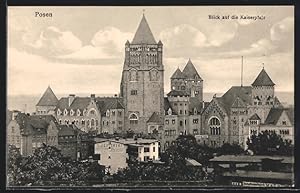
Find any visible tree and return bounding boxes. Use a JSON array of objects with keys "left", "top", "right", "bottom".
[
  {"left": 7, "top": 145, "right": 22, "bottom": 186},
  {"left": 246, "top": 130, "right": 293, "bottom": 156},
  {"left": 216, "top": 143, "right": 245, "bottom": 156},
  {"left": 8, "top": 144, "right": 105, "bottom": 186}
]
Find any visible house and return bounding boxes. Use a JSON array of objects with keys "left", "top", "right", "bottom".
[{"left": 94, "top": 137, "right": 160, "bottom": 174}]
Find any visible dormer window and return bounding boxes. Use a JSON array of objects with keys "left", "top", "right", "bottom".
[
  {"left": 167, "top": 108, "right": 172, "bottom": 115},
  {"left": 64, "top": 109, "right": 68, "bottom": 116},
  {"left": 57, "top": 109, "right": 61, "bottom": 116},
  {"left": 70, "top": 109, "right": 74, "bottom": 116},
  {"left": 77, "top": 109, "right": 81, "bottom": 116},
  {"left": 83, "top": 109, "right": 87, "bottom": 116},
  {"left": 194, "top": 108, "right": 197, "bottom": 115},
  {"left": 106, "top": 110, "right": 110, "bottom": 117},
  {"left": 282, "top": 121, "right": 287, "bottom": 125}
]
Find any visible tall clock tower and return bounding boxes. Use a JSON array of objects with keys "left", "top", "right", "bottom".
[{"left": 120, "top": 14, "right": 164, "bottom": 133}]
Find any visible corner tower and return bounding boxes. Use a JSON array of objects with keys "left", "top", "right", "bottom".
[{"left": 120, "top": 14, "right": 164, "bottom": 133}]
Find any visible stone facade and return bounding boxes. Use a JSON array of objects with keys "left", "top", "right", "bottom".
[{"left": 120, "top": 15, "right": 164, "bottom": 134}]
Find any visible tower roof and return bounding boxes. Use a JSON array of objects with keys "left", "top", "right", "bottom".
[
  {"left": 171, "top": 68, "right": 185, "bottom": 79},
  {"left": 182, "top": 59, "right": 202, "bottom": 80},
  {"left": 252, "top": 68, "right": 275, "bottom": 86},
  {"left": 132, "top": 14, "right": 156, "bottom": 44},
  {"left": 36, "top": 86, "right": 58, "bottom": 106}
]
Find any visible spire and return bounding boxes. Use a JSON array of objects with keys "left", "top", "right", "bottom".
[
  {"left": 182, "top": 59, "right": 202, "bottom": 80},
  {"left": 36, "top": 86, "right": 59, "bottom": 106},
  {"left": 132, "top": 14, "right": 156, "bottom": 44},
  {"left": 252, "top": 67, "right": 275, "bottom": 87}
]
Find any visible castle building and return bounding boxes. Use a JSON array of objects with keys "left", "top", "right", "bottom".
[
  {"left": 202, "top": 67, "right": 294, "bottom": 148},
  {"left": 33, "top": 14, "right": 293, "bottom": 152}
]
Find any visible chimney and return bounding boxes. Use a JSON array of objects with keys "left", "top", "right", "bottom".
[
  {"left": 68, "top": 94, "right": 75, "bottom": 107},
  {"left": 91, "top": 94, "right": 95, "bottom": 101}
]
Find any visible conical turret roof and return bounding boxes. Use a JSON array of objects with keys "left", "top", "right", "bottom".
[
  {"left": 36, "top": 86, "right": 58, "bottom": 106},
  {"left": 252, "top": 68, "right": 275, "bottom": 86},
  {"left": 182, "top": 59, "right": 202, "bottom": 80},
  {"left": 132, "top": 14, "right": 156, "bottom": 44}
]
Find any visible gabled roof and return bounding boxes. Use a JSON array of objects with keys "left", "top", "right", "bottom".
[
  {"left": 264, "top": 107, "right": 294, "bottom": 125},
  {"left": 57, "top": 97, "right": 90, "bottom": 110},
  {"left": 58, "top": 125, "right": 78, "bottom": 136},
  {"left": 286, "top": 107, "right": 294, "bottom": 125},
  {"left": 231, "top": 97, "right": 247, "bottom": 108},
  {"left": 131, "top": 14, "right": 156, "bottom": 44},
  {"left": 182, "top": 59, "right": 202, "bottom": 80},
  {"left": 96, "top": 97, "right": 124, "bottom": 116},
  {"left": 31, "top": 115, "right": 58, "bottom": 125},
  {"left": 171, "top": 68, "right": 185, "bottom": 79},
  {"left": 217, "top": 86, "right": 252, "bottom": 115},
  {"left": 167, "top": 90, "right": 190, "bottom": 97},
  {"left": 189, "top": 97, "right": 203, "bottom": 114},
  {"left": 252, "top": 68, "right": 275, "bottom": 87},
  {"left": 147, "top": 112, "right": 163, "bottom": 124},
  {"left": 264, "top": 108, "right": 284, "bottom": 125},
  {"left": 164, "top": 97, "right": 177, "bottom": 115},
  {"left": 36, "top": 86, "right": 58, "bottom": 106},
  {"left": 249, "top": 113, "right": 261, "bottom": 121}
]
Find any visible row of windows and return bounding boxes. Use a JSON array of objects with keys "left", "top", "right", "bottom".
[
  {"left": 103, "top": 121, "right": 123, "bottom": 126},
  {"left": 210, "top": 127, "right": 221, "bottom": 135},
  {"left": 193, "top": 119, "right": 199, "bottom": 124},
  {"left": 165, "top": 119, "right": 176, "bottom": 125},
  {"left": 173, "top": 103, "right": 187, "bottom": 106},
  {"left": 254, "top": 101, "right": 274, "bottom": 105},
  {"left": 279, "top": 130, "right": 290, "bottom": 135},
  {"left": 107, "top": 110, "right": 123, "bottom": 117},
  {"left": 59, "top": 119, "right": 99, "bottom": 127},
  {"left": 165, "top": 130, "right": 176, "bottom": 136}
]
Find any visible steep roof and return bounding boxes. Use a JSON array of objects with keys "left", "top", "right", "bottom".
[
  {"left": 252, "top": 68, "right": 275, "bottom": 86},
  {"left": 167, "top": 90, "right": 190, "bottom": 97},
  {"left": 58, "top": 125, "right": 77, "bottom": 136},
  {"left": 147, "top": 112, "right": 163, "bottom": 124},
  {"left": 164, "top": 97, "right": 177, "bottom": 115},
  {"left": 36, "top": 86, "right": 58, "bottom": 106},
  {"left": 57, "top": 97, "right": 90, "bottom": 110},
  {"left": 171, "top": 68, "right": 185, "bottom": 79},
  {"left": 218, "top": 86, "right": 252, "bottom": 114},
  {"left": 286, "top": 107, "right": 294, "bottom": 125},
  {"left": 231, "top": 97, "right": 247, "bottom": 108},
  {"left": 96, "top": 97, "right": 124, "bottom": 115},
  {"left": 189, "top": 97, "right": 203, "bottom": 114},
  {"left": 131, "top": 14, "right": 156, "bottom": 44},
  {"left": 264, "top": 107, "right": 294, "bottom": 125},
  {"left": 182, "top": 59, "right": 202, "bottom": 80},
  {"left": 249, "top": 113, "right": 261, "bottom": 121},
  {"left": 264, "top": 108, "right": 284, "bottom": 125}
]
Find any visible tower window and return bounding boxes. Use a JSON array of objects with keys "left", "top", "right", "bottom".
[
  {"left": 131, "top": 90, "right": 137, "bottom": 95},
  {"left": 129, "top": 113, "right": 138, "bottom": 124}
]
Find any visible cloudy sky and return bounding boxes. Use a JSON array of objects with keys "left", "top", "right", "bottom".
[{"left": 8, "top": 6, "right": 294, "bottom": 96}]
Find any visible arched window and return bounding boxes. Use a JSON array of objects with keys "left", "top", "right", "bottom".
[
  {"left": 64, "top": 109, "right": 68, "bottom": 116},
  {"left": 129, "top": 113, "right": 138, "bottom": 124},
  {"left": 168, "top": 108, "right": 172, "bottom": 115},
  {"left": 89, "top": 110, "right": 96, "bottom": 116},
  {"left": 77, "top": 109, "right": 81, "bottom": 116},
  {"left": 57, "top": 109, "right": 61, "bottom": 116},
  {"left": 209, "top": 117, "right": 221, "bottom": 135},
  {"left": 91, "top": 119, "right": 95, "bottom": 127},
  {"left": 129, "top": 69, "right": 138, "bottom": 81}
]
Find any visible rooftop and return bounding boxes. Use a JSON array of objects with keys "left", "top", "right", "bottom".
[
  {"left": 131, "top": 14, "right": 157, "bottom": 44},
  {"left": 252, "top": 68, "right": 275, "bottom": 87}
]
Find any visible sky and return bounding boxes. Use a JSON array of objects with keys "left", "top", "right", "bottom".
[{"left": 8, "top": 6, "right": 294, "bottom": 96}]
